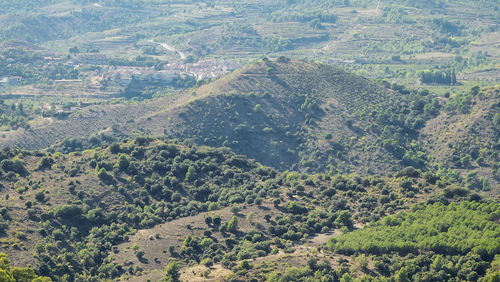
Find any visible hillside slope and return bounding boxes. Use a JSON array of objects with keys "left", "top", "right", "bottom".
[
  {"left": 1, "top": 59, "right": 439, "bottom": 174},
  {"left": 420, "top": 86, "right": 500, "bottom": 192},
  {"left": 0, "top": 138, "right": 278, "bottom": 277},
  {"left": 120, "top": 59, "right": 405, "bottom": 173},
  {"left": 0, "top": 137, "right": 462, "bottom": 281},
  {"left": 121, "top": 59, "right": 443, "bottom": 174}
]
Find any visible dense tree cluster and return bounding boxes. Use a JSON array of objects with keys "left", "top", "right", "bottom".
[
  {"left": 326, "top": 201, "right": 499, "bottom": 280},
  {"left": 0, "top": 253, "right": 51, "bottom": 281},
  {"left": 419, "top": 69, "right": 457, "bottom": 85}
]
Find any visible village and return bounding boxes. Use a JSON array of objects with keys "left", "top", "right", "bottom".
[
  {"left": 0, "top": 51, "right": 242, "bottom": 117},
  {"left": 97, "top": 59, "right": 241, "bottom": 86},
  {"left": 0, "top": 48, "right": 241, "bottom": 89}
]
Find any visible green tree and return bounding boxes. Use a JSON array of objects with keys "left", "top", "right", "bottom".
[
  {"left": 37, "top": 157, "right": 54, "bottom": 170},
  {"left": 116, "top": 154, "right": 130, "bottom": 171},
  {"left": 227, "top": 216, "right": 239, "bottom": 232},
  {"left": 69, "top": 46, "right": 80, "bottom": 54},
  {"left": 340, "top": 273, "right": 353, "bottom": 282},
  {"left": 109, "top": 143, "right": 121, "bottom": 154},
  {"left": 0, "top": 253, "right": 50, "bottom": 281},
  {"left": 240, "top": 260, "right": 251, "bottom": 270},
  {"left": 253, "top": 104, "right": 262, "bottom": 112},
  {"left": 35, "top": 191, "right": 45, "bottom": 202},
  {"left": 1, "top": 157, "right": 26, "bottom": 174},
  {"left": 97, "top": 168, "right": 113, "bottom": 182},
  {"left": 164, "top": 261, "right": 181, "bottom": 282},
  {"left": 0, "top": 270, "right": 14, "bottom": 282},
  {"left": 185, "top": 166, "right": 196, "bottom": 182},
  {"left": 395, "top": 265, "right": 417, "bottom": 282},
  {"left": 335, "top": 210, "right": 353, "bottom": 228},
  {"left": 0, "top": 253, "right": 11, "bottom": 272},
  {"left": 482, "top": 271, "right": 500, "bottom": 282},
  {"left": 11, "top": 267, "right": 37, "bottom": 281},
  {"left": 286, "top": 201, "right": 307, "bottom": 214}
]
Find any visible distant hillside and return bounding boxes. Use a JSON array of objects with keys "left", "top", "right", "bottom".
[
  {"left": 0, "top": 1, "right": 498, "bottom": 281},
  {"left": 420, "top": 86, "right": 500, "bottom": 192},
  {"left": 0, "top": 2, "right": 151, "bottom": 43},
  {"left": 1, "top": 59, "right": 440, "bottom": 174}
]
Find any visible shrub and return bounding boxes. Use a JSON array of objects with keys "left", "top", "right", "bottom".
[
  {"left": 97, "top": 168, "right": 113, "bottom": 182},
  {"left": 1, "top": 157, "right": 26, "bottom": 174},
  {"left": 109, "top": 143, "right": 121, "bottom": 154},
  {"left": 286, "top": 201, "right": 307, "bottom": 214},
  {"left": 204, "top": 216, "right": 212, "bottom": 226},
  {"left": 212, "top": 215, "right": 222, "bottom": 226},
  {"left": 201, "top": 258, "right": 213, "bottom": 267},
  {"left": 168, "top": 246, "right": 175, "bottom": 255},
  {"left": 37, "top": 157, "right": 54, "bottom": 170},
  {"left": 493, "top": 113, "right": 500, "bottom": 131},
  {"left": 227, "top": 216, "right": 239, "bottom": 232},
  {"left": 35, "top": 191, "right": 45, "bottom": 202},
  {"left": 240, "top": 260, "right": 251, "bottom": 270},
  {"left": 55, "top": 205, "right": 82, "bottom": 219},
  {"left": 395, "top": 167, "right": 420, "bottom": 178},
  {"left": 400, "top": 179, "right": 413, "bottom": 190},
  {"left": 136, "top": 251, "right": 145, "bottom": 260},
  {"left": 164, "top": 261, "right": 180, "bottom": 282},
  {"left": 185, "top": 166, "right": 196, "bottom": 182},
  {"left": 334, "top": 210, "right": 353, "bottom": 228},
  {"left": 116, "top": 154, "right": 130, "bottom": 171},
  {"left": 273, "top": 198, "right": 281, "bottom": 206},
  {"left": 52, "top": 229, "right": 65, "bottom": 241}
]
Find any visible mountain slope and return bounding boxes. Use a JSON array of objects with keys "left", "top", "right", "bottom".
[
  {"left": 0, "top": 137, "right": 459, "bottom": 281},
  {"left": 420, "top": 86, "right": 500, "bottom": 193},
  {"left": 1, "top": 59, "right": 439, "bottom": 174},
  {"left": 119, "top": 59, "right": 438, "bottom": 174},
  {"left": 0, "top": 138, "right": 277, "bottom": 276}
]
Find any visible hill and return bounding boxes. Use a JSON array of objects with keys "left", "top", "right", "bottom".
[
  {"left": 420, "top": 86, "right": 500, "bottom": 192},
  {"left": 127, "top": 59, "right": 444, "bottom": 174},
  {"left": 0, "top": 137, "right": 279, "bottom": 279},
  {"left": 213, "top": 201, "right": 500, "bottom": 282},
  {"left": 0, "top": 136, "right": 473, "bottom": 281},
  {"left": 190, "top": 201, "right": 500, "bottom": 282},
  {"left": 1, "top": 59, "right": 440, "bottom": 175},
  {"left": 0, "top": 1, "right": 498, "bottom": 281}
]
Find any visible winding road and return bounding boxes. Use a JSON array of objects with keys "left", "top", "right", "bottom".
[{"left": 148, "top": 40, "right": 186, "bottom": 60}]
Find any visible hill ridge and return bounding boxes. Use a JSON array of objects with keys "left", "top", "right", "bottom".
[{"left": 2, "top": 59, "right": 425, "bottom": 174}]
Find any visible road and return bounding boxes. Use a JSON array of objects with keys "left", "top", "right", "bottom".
[{"left": 148, "top": 40, "right": 186, "bottom": 60}]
